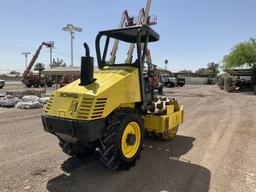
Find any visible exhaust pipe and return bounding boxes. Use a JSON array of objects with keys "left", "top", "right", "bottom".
[{"left": 80, "top": 43, "right": 95, "bottom": 86}]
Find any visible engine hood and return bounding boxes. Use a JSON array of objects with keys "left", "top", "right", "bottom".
[
  {"left": 44, "top": 66, "right": 141, "bottom": 120},
  {"left": 57, "top": 66, "right": 137, "bottom": 96}
]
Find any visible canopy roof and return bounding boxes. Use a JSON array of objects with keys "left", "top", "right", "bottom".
[
  {"left": 224, "top": 68, "right": 253, "bottom": 76},
  {"left": 98, "top": 25, "right": 159, "bottom": 43}
]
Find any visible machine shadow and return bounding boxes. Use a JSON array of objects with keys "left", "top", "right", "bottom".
[
  {"left": 47, "top": 136, "right": 211, "bottom": 192},
  {"left": 144, "top": 135, "right": 196, "bottom": 158}
]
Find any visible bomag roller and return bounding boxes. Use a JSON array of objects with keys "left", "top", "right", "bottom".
[{"left": 41, "top": 25, "right": 184, "bottom": 170}]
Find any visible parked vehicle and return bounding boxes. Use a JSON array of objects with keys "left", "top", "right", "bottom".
[
  {"left": 234, "top": 78, "right": 253, "bottom": 89},
  {"left": 177, "top": 77, "right": 185, "bottom": 86},
  {"left": 22, "top": 42, "right": 54, "bottom": 88},
  {"left": 42, "top": 25, "right": 184, "bottom": 171},
  {"left": 160, "top": 74, "right": 185, "bottom": 87},
  {"left": 160, "top": 74, "right": 175, "bottom": 87},
  {"left": 0, "top": 79, "right": 5, "bottom": 89},
  {"left": 23, "top": 75, "right": 53, "bottom": 88}
]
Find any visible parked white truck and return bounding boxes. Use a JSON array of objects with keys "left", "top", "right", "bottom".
[
  {"left": 0, "top": 79, "right": 5, "bottom": 89},
  {"left": 160, "top": 74, "right": 185, "bottom": 87}
]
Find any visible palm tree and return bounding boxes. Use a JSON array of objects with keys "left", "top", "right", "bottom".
[{"left": 34, "top": 62, "right": 45, "bottom": 79}]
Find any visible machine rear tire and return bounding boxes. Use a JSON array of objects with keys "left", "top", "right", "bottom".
[
  {"left": 59, "top": 139, "right": 95, "bottom": 157},
  {"left": 99, "top": 109, "right": 144, "bottom": 170}
]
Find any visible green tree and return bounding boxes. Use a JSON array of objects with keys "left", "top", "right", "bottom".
[
  {"left": 50, "top": 58, "right": 66, "bottom": 68},
  {"left": 194, "top": 68, "right": 210, "bottom": 77},
  {"left": 223, "top": 38, "right": 256, "bottom": 83},
  {"left": 178, "top": 63, "right": 219, "bottom": 78},
  {"left": 34, "top": 62, "right": 45, "bottom": 78},
  {"left": 178, "top": 70, "right": 194, "bottom": 76},
  {"left": 10, "top": 70, "right": 20, "bottom": 75},
  {"left": 194, "top": 63, "right": 219, "bottom": 77},
  {"left": 195, "top": 62, "right": 219, "bottom": 78},
  {"left": 207, "top": 62, "right": 219, "bottom": 78}
]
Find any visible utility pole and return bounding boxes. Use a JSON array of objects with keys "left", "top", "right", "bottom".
[
  {"left": 63, "top": 24, "right": 82, "bottom": 67},
  {"left": 70, "top": 32, "right": 74, "bottom": 67},
  {"left": 47, "top": 41, "right": 54, "bottom": 66},
  {"left": 22, "top": 52, "right": 31, "bottom": 68},
  {"left": 50, "top": 46, "right": 53, "bottom": 66}
]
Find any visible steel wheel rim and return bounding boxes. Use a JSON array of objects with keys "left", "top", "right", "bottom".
[{"left": 121, "top": 121, "right": 141, "bottom": 159}]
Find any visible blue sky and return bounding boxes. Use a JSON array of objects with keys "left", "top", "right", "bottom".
[{"left": 0, "top": 0, "right": 255, "bottom": 73}]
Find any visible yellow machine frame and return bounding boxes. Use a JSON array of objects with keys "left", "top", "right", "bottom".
[
  {"left": 42, "top": 24, "right": 184, "bottom": 171},
  {"left": 143, "top": 104, "right": 184, "bottom": 138},
  {"left": 45, "top": 67, "right": 141, "bottom": 121}
]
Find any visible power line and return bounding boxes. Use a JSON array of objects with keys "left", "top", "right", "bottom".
[{"left": 0, "top": 44, "right": 37, "bottom": 50}]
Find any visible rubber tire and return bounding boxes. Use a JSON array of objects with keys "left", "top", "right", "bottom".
[
  {"left": 166, "top": 82, "right": 174, "bottom": 88},
  {"left": 47, "top": 83, "right": 53, "bottom": 87},
  {"left": 99, "top": 109, "right": 144, "bottom": 170},
  {"left": 158, "top": 86, "right": 163, "bottom": 94},
  {"left": 33, "top": 83, "right": 39, "bottom": 88},
  {"left": 59, "top": 140, "right": 95, "bottom": 157}
]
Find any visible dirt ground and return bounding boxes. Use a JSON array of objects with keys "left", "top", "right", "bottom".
[{"left": 0, "top": 82, "right": 256, "bottom": 192}]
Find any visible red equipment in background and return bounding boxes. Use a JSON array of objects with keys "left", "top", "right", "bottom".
[{"left": 22, "top": 42, "right": 54, "bottom": 88}]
